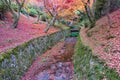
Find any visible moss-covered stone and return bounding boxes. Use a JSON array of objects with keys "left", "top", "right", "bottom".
[
  {"left": 2, "top": 53, "right": 10, "bottom": 59},
  {"left": 0, "top": 55, "right": 4, "bottom": 62}
]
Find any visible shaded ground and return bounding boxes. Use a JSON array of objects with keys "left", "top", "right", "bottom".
[
  {"left": 80, "top": 9, "right": 120, "bottom": 75},
  {"left": 0, "top": 12, "right": 59, "bottom": 53},
  {"left": 22, "top": 37, "right": 77, "bottom": 80}
]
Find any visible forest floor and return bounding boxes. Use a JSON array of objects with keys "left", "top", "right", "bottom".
[
  {"left": 81, "top": 9, "right": 120, "bottom": 75},
  {"left": 0, "top": 12, "right": 59, "bottom": 53},
  {"left": 22, "top": 37, "right": 77, "bottom": 80}
]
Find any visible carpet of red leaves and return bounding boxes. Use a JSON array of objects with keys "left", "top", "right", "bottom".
[
  {"left": 0, "top": 13, "right": 59, "bottom": 53},
  {"left": 81, "top": 9, "right": 120, "bottom": 75}
]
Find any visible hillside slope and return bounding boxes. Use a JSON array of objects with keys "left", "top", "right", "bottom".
[
  {"left": 0, "top": 12, "right": 59, "bottom": 53},
  {"left": 81, "top": 9, "right": 120, "bottom": 75}
]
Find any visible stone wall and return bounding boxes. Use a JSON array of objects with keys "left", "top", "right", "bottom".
[{"left": 0, "top": 29, "right": 70, "bottom": 80}]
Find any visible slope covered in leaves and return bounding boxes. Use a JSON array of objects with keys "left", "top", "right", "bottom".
[
  {"left": 81, "top": 9, "right": 120, "bottom": 75},
  {"left": 0, "top": 12, "right": 59, "bottom": 53}
]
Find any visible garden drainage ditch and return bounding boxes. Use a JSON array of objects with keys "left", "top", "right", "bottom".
[
  {"left": 21, "top": 25, "right": 80, "bottom": 80},
  {"left": 22, "top": 37, "right": 77, "bottom": 80}
]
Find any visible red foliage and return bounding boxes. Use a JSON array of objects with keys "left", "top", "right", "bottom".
[
  {"left": 65, "top": 0, "right": 73, "bottom": 3},
  {"left": 0, "top": 12, "right": 59, "bottom": 53},
  {"left": 81, "top": 9, "right": 120, "bottom": 75}
]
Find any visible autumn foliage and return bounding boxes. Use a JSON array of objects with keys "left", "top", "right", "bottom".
[{"left": 28, "top": 0, "right": 93, "bottom": 17}]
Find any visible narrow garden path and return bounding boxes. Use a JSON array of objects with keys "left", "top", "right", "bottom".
[{"left": 22, "top": 37, "right": 77, "bottom": 80}]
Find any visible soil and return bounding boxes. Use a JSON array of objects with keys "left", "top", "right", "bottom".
[
  {"left": 80, "top": 9, "right": 120, "bottom": 75},
  {"left": 22, "top": 37, "right": 77, "bottom": 80}
]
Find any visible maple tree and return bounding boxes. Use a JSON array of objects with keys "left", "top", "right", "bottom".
[
  {"left": 33, "top": 0, "right": 67, "bottom": 32},
  {"left": 0, "top": 0, "right": 94, "bottom": 30},
  {"left": 37, "top": 0, "right": 91, "bottom": 32},
  {"left": 43, "top": 0, "right": 61, "bottom": 32}
]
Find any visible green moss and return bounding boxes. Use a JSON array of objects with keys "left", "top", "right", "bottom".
[
  {"left": 74, "top": 35, "right": 120, "bottom": 80},
  {"left": 0, "top": 49, "right": 14, "bottom": 61},
  {"left": 7, "top": 49, "right": 13, "bottom": 54},
  {"left": 0, "top": 69, "right": 6, "bottom": 75},
  {"left": 12, "top": 47, "right": 18, "bottom": 55},
  {"left": 2, "top": 53, "right": 10, "bottom": 59},
  {"left": 20, "top": 42, "right": 28, "bottom": 50},
  {"left": 0, "top": 47, "right": 19, "bottom": 62},
  {"left": 0, "top": 54, "right": 4, "bottom": 62}
]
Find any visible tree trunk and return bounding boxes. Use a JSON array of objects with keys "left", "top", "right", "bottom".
[
  {"left": 12, "top": 12, "right": 20, "bottom": 28},
  {"left": 85, "top": 5, "right": 93, "bottom": 23},
  {"left": 91, "top": 0, "right": 96, "bottom": 18},
  {"left": 106, "top": 0, "right": 112, "bottom": 28},
  {"left": 2, "top": 0, "right": 25, "bottom": 28},
  {"left": 106, "top": 13, "right": 112, "bottom": 28},
  {"left": 12, "top": 14, "right": 18, "bottom": 28},
  {"left": 44, "top": 13, "right": 57, "bottom": 33},
  {"left": 12, "top": 5, "right": 21, "bottom": 28},
  {"left": 37, "top": 14, "right": 40, "bottom": 22}
]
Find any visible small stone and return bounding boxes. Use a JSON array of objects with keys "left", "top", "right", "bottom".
[
  {"left": 65, "top": 67, "right": 70, "bottom": 73},
  {"left": 47, "top": 70, "right": 54, "bottom": 74},
  {"left": 49, "top": 74, "right": 55, "bottom": 80},
  {"left": 55, "top": 71, "right": 62, "bottom": 77},
  {"left": 55, "top": 75, "right": 66, "bottom": 80},
  {"left": 62, "top": 63, "right": 67, "bottom": 67},
  {"left": 56, "top": 62, "right": 63, "bottom": 68},
  {"left": 51, "top": 64, "right": 57, "bottom": 70},
  {"left": 37, "top": 70, "right": 49, "bottom": 80},
  {"left": 65, "top": 62, "right": 72, "bottom": 66}
]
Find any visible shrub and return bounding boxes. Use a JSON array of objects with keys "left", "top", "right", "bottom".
[
  {"left": 29, "top": 8, "right": 37, "bottom": 17},
  {"left": 61, "top": 19, "right": 66, "bottom": 24},
  {"left": 84, "top": 19, "right": 90, "bottom": 27},
  {"left": 26, "top": 5, "right": 38, "bottom": 17},
  {"left": 0, "top": 1, "right": 8, "bottom": 20},
  {"left": 94, "top": 0, "right": 106, "bottom": 19},
  {"left": 11, "top": 2, "right": 18, "bottom": 12},
  {"left": 0, "top": 1, "right": 7, "bottom": 12},
  {"left": 75, "top": 10, "right": 81, "bottom": 16},
  {"left": 21, "top": 8, "right": 27, "bottom": 14},
  {"left": 40, "top": 15, "right": 46, "bottom": 21}
]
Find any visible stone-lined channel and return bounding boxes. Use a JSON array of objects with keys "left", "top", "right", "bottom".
[{"left": 22, "top": 37, "right": 77, "bottom": 80}]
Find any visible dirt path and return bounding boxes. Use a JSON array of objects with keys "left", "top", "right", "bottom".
[{"left": 22, "top": 37, "right": 77, "bottom": 80}]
